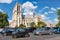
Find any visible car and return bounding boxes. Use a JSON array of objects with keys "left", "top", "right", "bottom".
[
  {"left": 12, "top": 28, "right": 30, "bottom": 38},
  {"left": 33, "top": 27, "right": 53, "bottom": 35},
  {"left": 26, "top": 27, "right": 36, "bottom": 33},
  {"left": 53, "top": 28, "right": 60, "bottom": 34},
  {"left": 50, "top": 27, "right": 60, "bottom": 33},
  {"left": 51, "top": 27, "right": 58, "bottom": 30},
  {"left": 1, "top": 28, "right": 16, "bottom": 36}
]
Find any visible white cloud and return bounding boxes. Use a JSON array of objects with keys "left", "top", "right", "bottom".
[
  {"left": 41, "top": 15, "right": 48, "bottom": 20},
  {"left": 48, "top": 11, "right": 54, "bottom": 13},
  {"left": 41, "top": 15, "right": 46, "bottom": 18},
  {"left": 47, "top": 20, "right": 52, "bottom": 23},
  {"left": 40, "top": 14, "right": 57, "bottom": 25},
  {"left": 57, "top": 7, "right": 60, "bottom": 9},
  {"left": 41, "top": 15, "right": 46, "bottom": 20},
  {"left": 0, "top": 9, "right": 5, "bottom": 13},
  {"left": 46, "top": 18, "right": 58, "bottom": 25},
  {"left": 0, "top": 0, "right": 13, "bottom": 4},
  {"left": 22, "top": 1, "right": 37, "bottom": 15},
  {"left": 54, "top": 18, "right": 58, "bottom": 22},
  {"left": 44, "top": 6, "right": 49, "bottom": 9},
  {"left": 40, "top": 14, "right": 50, "bottom": 21},
  {"left": 8, "top": 20, "right": 12, "bottom": 23},
  {"left": 54, "top": 18, "right": 59, "bottom": 24},
  {"left": 48, "top": 8, "right": 57, "bottom": 14},
  {"left": 42, "top": 6, "right": 49, "bottom": 11},
  {"left": 32, "top": 1, "right": 37, "bottom": 4},
  {"left": 51, "top": 8, "right": 56, "bottom": 11},
  {"left": 44, "top": 12, "right": 48, "bottom": 15},
  {"left": 46, "top": 20, "right": 55, "bottom": 24},
  {"left": 45, "top": 20, "right": 57, "bottom": 27},
  {"left": 23, "top": 13, "right": 26, "bottom": 15},
  {"left": 22, "top": 1, "right": 37, "bottom": 10},
  {"left": 39, "top": 6, "right": 49, "bottom": 13},
  {"left": 0, "top": 9, "right": 3, "bottom": 12}
]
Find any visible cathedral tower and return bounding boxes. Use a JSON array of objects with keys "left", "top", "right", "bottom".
[{"left": 11, "top": 3, "right": 22, "bottom": 27}]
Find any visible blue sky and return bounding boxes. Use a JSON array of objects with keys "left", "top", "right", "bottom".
[{"left": 0, "top": 0, "right": 60, "bottom": 24}]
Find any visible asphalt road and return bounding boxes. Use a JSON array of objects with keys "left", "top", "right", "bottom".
[{"left": 0, "top": 33, "right": 60, "bottom": 40}]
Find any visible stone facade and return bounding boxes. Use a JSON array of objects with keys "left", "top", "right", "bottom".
[{"left": 10, "top": 3, "right": 43, "bottom": 28}]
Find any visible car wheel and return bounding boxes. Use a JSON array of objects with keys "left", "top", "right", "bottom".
[
  {"left": 34, "top": 33, "right": 36, "bottom": 35},
  {"left": 3, "top": 33, "right": 7, "bottom": 36},
  {"left": 12, "top": 35, "right": 17, "bottom": 38},
  {"left": 39, "top": 33, "right": 41, "bottom": 35}
]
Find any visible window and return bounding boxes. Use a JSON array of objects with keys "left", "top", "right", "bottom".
[
  {"left": 24, "top": 23, "right": 25, "bottom": 24},
  {"left": 18, "top": 6, "right": 20, "bottom": 11},
  {"left": 17, "top": 5, "right": 20, "bottom": 11},
  {"left": 27, "top": 23, "right": 28, "bottom": 26}
]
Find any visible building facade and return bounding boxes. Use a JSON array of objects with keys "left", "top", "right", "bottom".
[{"left": 10, "top": 3, "right": 43, "bottom": 28}]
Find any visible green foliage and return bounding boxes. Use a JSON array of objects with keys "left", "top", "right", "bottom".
[
  {"left": 56, "top": 21, "right": 60, "bottom": 27},
  {"left": 0, "top": 12, "right": 9, "bottom": 28},
  {"left": 57, "top": 9, "right": 60, "bottom": 16},
  {"left": 56, "top": 9, "right": 60, "bottom": 27},
  {"left": 37, "top": 21, "right": 46, "bottom": 28},
  {"left": 18, "top": 24, "right": 26, "bottom": 28},
  {"left": 30, "top": 21, "right": 46, "bottom": 28},
  {"left": 30, "top": 22, "right": 35, "bottom": 27},
  {"left": 57, "top": 9, "right": 60, "bottom": 21}
]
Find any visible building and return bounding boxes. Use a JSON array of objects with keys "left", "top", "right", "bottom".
[{"left": 10, "top": 3, "right": 43, "bottom": 28}]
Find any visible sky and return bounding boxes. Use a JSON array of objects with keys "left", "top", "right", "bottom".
[{"left": 0, "top": 0, "right": 60, "bottom": 24}]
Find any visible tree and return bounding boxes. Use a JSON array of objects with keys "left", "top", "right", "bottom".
[
  {"left": 0, "top": 12, "right": 9, "bottom": 28},
  {"left": 37, "top": 21, "right": 46, "bottom": 28},
  {"left": 19, "top": 24, "right": 26, "bottom": 28},
  {"left": 57, "top": 9, "right": 60, "bottom": 21},
  {"left": 56, "top": 21, "right": 60, "bottom": 27},
  {"left": 56, "top": 9, "right": 60, "bottom": 27},
  {"left": 30, "top": 22, "right": 35, "bottom": 27}
]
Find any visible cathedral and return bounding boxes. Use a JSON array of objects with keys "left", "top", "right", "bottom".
[{"left": 10, "top": 3, "right": 43, "bottom": 28}]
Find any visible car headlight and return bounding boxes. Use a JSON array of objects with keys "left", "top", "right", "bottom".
[{"left": 36, "top": 32, "right": 39, "bottom": 34}]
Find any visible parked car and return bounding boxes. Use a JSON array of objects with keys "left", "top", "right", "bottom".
[
  {"left": 52, "top": 27, "right": 59, "bottom": 30},
  {"left": 53, "top": 28, "right": 60, "bottom": 34},
  {"left": 26, "top": 27, "right": 36, "bottom": 33},
  {"left": 12, "top": 28, "right": 30, "bottom": 38},
  {"left": 49, "top": 27, "right": 60, "bottom": 33},
  {"left": 33, "top": 27, "right": 53, "bottom": 35},
  {"left": 1, "top": 28, "right": 16, "bottom": 36}
]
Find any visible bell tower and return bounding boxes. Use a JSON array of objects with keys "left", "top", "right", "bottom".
[
  {"left": 11, "top": 3, "right": 22, "bottom": 27},
  {"left": 17, "top": 3, "right": 22, "bottom": 27}
]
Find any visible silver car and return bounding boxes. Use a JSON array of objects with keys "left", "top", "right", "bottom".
[{"left": 33, "top": 27, "right": 53, "bottom": 35}]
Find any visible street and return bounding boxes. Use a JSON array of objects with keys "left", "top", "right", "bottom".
[{"left": 0, "top": 33, "right": 60, "bottom": 40}]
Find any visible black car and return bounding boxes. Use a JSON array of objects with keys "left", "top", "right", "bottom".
[
  {"left": 26, "top": 27, "right": 36, "bottom": 33},
  {"left": 53, "top": 27, "right": 60, "bottom": 34},
  {"left": 1, "top": 28, "right": 16, "bottom": 36},
  {"left": 12, "top": 28, "right": 30, "bottom": 38}
]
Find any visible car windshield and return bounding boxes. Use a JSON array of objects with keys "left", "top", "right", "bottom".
[
  {"left": 35, "top": 28, "right": 45, "bottom": 31},
  {"left": 58, "top": 28, "right": 60, "bottom": 31},
  {"left": 39, "top": 28, "right": 49, "bottom": 31},
  {"left": 16, "top": 28, "right": 25, "bottom": 32},
  {"left": 39, "top": 28, "right": 43, "bottom": 31},
  {"left": 2, "top": 29, "right": 6, "bottom": 31},
  {"left": 9, "top": 28, "right": 16, "bottom": 31}
]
